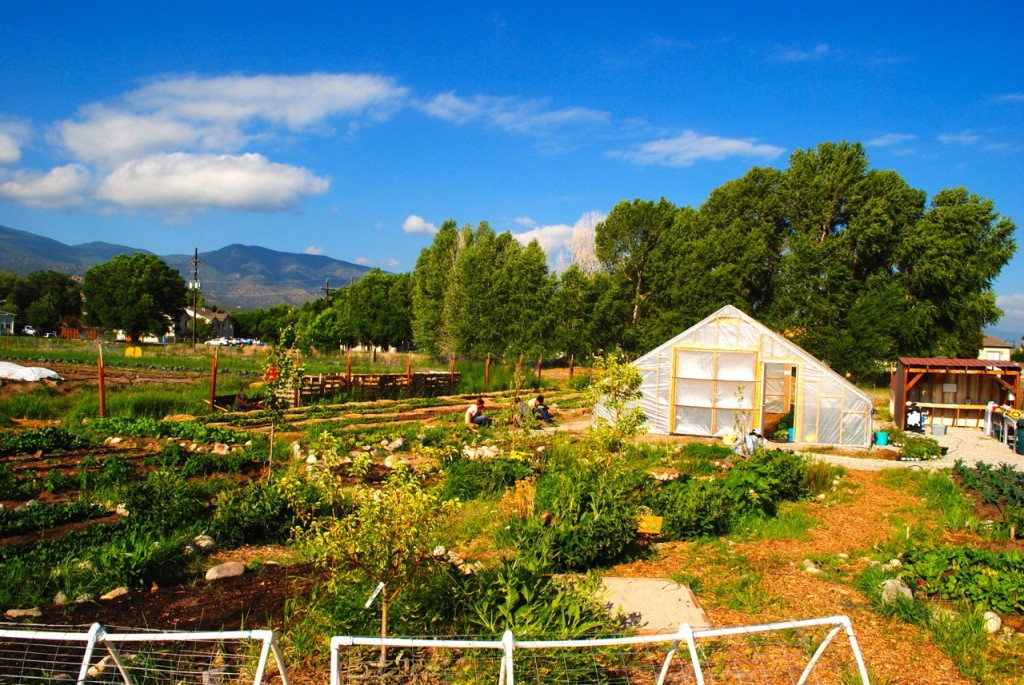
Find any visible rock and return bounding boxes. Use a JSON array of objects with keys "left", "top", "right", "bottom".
[
  {"left": 878, "top": 578, "right": 913, "bottom": 604},
  {"left": 115, "top": 503, "right": 129, "bottom": 517},
  {"left": 388, "top": 438, "right": 404, "bottom": 451},
  {"left": 104, "top": 436, "right": 123, "bottom": 445},
  {"left": 291, "top": 441, "right": 304, "bottom": 458},
  {"left": 189, "top": 443, "right": 200, "bottom": 452},
  {"left": 100, "top": 587, "right": 129, "bottom": 600},
  {"left": 87, "top": 655, "right": 114, "bottom": 677},
  {"left": 5, "top": 607, "right": 42, "bottom": 619},
  {"left": 54, "top": 591, "right": 67, "bottom": 605},
  {"left": 206, "top": 561, "right": 246, "bottom": 581},
  {"left": 193, "top": 534, "right": 216, "bottom": 554},
  {"left": 305, "top": 454, "right": 318, "bottom": 464},
  {"left": 837, "top": 553, "right": 849, "bottom": 560},
  {"left": 75, "top": 594, "right": 93, "bottom": 604},
  {"left": 202, "top": 665, "right": 231, "bottom": 685},
  {"left": 432, "top": 545, "right": 447, "bottom": 558},
  {"left": 212, "top": 443, "right": 230, "bottom": 456},
  {"left": 650, "top": 471, "right": 679, "bottom": 482},
  {"left": 380, "top": 439, "right": 390, "bottom": 447},
  {"left": 263, "top": 560, "right": 281, "bottom": 568},
  {"left": 882, "top": 558, "right": 903, "bottom": 571},
  {"left": 983, "top": 611, "right": 1002, "bottom": 634},
  {"left": 384, "top": 454, "right": 399, "bottom": 468}
]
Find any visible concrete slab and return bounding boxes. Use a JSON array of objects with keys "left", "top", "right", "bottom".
[{"left": 599, "top": 577, "right": 710, "bottom": 633}]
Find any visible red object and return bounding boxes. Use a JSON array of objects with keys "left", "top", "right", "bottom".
[{"left": 264, "top": 365, "right": 278, "bottom": 383}]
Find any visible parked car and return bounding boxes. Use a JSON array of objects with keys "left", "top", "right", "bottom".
[
  {"left": 22, "top": 325, "right": 36, "bottom": 336},
  {"left": 42, "top": 332, "right": 57, "bottom": 338},
  {"left": 204, "top": 337, "right": 231, "bottom": 346}
]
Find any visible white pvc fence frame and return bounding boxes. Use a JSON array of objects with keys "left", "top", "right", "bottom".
[
  {"left": 0, "top": 622, "right": 289, "bottom": 685},
  {"left": 330, "top": 614, "right": 870, "bottom": 685}
]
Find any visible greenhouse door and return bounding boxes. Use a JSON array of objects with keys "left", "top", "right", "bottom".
[
  {"left": 672, "top": 349, "right": 758, "bottom": 437},
  {"left": 762, "top": 363, "right": 796, "bottom": 438}
]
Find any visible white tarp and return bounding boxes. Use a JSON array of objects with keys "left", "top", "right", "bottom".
[{"left": 0, "top": 361, "right": 62, "bottom": 382}]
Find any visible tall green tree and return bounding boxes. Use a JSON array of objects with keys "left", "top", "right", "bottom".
[
  {"left": 411, "top": 220, "right": 460, "bottom": 356},
  {"left": 595, "top": 197, "right": 678, "bottom": 327},
  {"left": 81, "top": 254, "right": 187, "bottom": 341},
  {"left": 895, "top": 187, "right": 1016, "bottom": 357}
]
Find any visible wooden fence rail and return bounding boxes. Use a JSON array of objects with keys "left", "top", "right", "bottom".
[{"left": 276, "top": 371, "right": 461, "bottom": 407}]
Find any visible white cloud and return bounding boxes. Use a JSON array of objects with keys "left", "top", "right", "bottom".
[
  {"left": 513, "top": 223, "right": 575, "bottom": 253},
  {"left": 57, "top": 73, "right": 409, "bottom": 166},
  {"left": 611, "top": 130, "right": 784, "bottom": 167},
  {"left": 515, "top": 216, "right": 535, "bottom": 227},
  {"left": 992, "top": 93, "right": 1024, "bottom": 104},
  {"left": 402, "top": 214, "right": 437, "bottom": 234},
  {"left": 0, "top": 164, "right": 92, "bottom": 208},
  {"left": 0, "top": 133, "right": 21, "bottom": 164},
  {"left": 96, "top": 152, "right": 329, "bottom": 211},
  {"left": 995, "top": 294, "right": 1024, "bottom": 341},
  {"left": 420, "top": 92, "right": 609, "bottom": 135},
  {"left": 58, "top": 106, "right": 215, "bottom": 167},
  {"left": 866, "top": 133, "right": 917, "bottom": 147},
  {"left": 304, "top": 245, "right": 325, "bottom": 255},
  {"left": 938, "top": 131, "right": 981, "bottom": 145},
  {"left": 128, "top": 73, "right": 407, "bottom": 128},
  {"left": 354, "top": 256, "right": 370, "bottom": 265},
  {"left": 385, "top": 258, "right": 401, "bottom": 268},
  {"left": 513, "top": 210, "right": 606, "bottom": 273},
  {"left": 0, "top": 120, "right": 31, "bottom": 165},
  {"left": 771, "top": 44, "right": 831, "bottom": 62}
]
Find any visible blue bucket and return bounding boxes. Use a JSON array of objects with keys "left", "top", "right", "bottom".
[
  {"left": 875, "top": 431, "right": 889, "bottom": 447},
  {"left": 787, "top": 427, "right": 794, "bottom": 443}
]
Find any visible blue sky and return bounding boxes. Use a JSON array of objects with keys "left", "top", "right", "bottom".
[{"left": 1, "top": 2, "right": 1022, "bottom": 340}]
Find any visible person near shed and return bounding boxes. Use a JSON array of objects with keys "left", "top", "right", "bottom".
[
  {"left": 465, "top": 397, "right": 493, "bottom": 428},
  {"left": 905, "top": 402, "right": 924, "bottom": 433}
]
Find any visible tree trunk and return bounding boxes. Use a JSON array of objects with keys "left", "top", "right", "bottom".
[{"left": 379, "top": 596, "right": 389, "bottom": 665}]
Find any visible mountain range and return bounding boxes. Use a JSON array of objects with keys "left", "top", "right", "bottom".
[{"left": 0, "top": 225, "right": 373, "bottom": 310}]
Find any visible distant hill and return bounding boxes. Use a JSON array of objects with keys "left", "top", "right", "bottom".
[{"left": 0, "top": 224, "right": 372, "bottom": 310}]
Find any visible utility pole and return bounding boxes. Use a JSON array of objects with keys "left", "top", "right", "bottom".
[
  {"left": 190, "top": 248, "right": 201, "bottom": 350},
  {"left": 321, "top": 278, "right": 333, "bottom": 304}
]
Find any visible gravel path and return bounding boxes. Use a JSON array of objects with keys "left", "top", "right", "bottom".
[{"left": 807, "top": 425, "right": 1023, "bottom": 472}]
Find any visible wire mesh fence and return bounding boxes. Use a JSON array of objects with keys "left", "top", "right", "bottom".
[
  {"left": 0, "top": 622, "right": 288, "bottom": 684},
  {"left": 330, "top": 616, "right": 870, "bottom": 685}
]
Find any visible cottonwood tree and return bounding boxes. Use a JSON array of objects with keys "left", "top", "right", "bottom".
[
  {"left": 595, "top": 197, "right": 678, "bottom": 326},
  {"left": 81, "top": 254, "right": 187, "bottom": 341}
]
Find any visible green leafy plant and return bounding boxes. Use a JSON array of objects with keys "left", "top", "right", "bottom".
[{"left": 585, "top": 353, "right": 647, "bottom": 452}]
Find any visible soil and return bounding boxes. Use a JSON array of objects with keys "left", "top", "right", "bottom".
[{"left": 2, "top": 364, "right": 1022, "bottom": 684}]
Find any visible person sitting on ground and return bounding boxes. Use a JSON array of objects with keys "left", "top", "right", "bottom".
[
  {"left": 465, "top": 397, "right": 493, "bottom": 428},
  {"left": 531, "top": 394, "right": 554, "bottom": 424}
]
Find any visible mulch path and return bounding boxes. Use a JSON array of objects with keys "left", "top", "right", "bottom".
[{"left": 613, "top": 470, "right": 985, "bottom": 685}]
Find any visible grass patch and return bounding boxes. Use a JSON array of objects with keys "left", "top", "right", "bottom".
[{"left": 732, "top": 502, "right": 816, "bottom": 541}]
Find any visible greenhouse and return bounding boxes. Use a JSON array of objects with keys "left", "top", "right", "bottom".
[{"left": 625, "top": 305, "right": 873, "bottom": 448}]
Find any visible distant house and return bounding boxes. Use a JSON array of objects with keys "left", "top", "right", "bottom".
[
  {"left": 179, "top": 307, "right": 236, "bottom": 340},
  {"left": 979, "top": 334, "right": 1015, "bottom": 362},
  {"left": 0, "top": 310, "right": 14, "bottom": 336}
]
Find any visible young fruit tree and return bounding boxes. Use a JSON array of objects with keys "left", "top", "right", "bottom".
[
  {"left": 289, "top": 439, "right": 458, "bottom": 663},
  {"left": 586, "top": 353, "right": 647, "bottom": 453}
]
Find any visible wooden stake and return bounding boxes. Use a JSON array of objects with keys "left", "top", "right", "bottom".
[
  {"left": 569, "top": 354, "right": 575, "bottom": 379},
  {"left": 485, "top": 353, "right": 491, "bottom": 390},
  {"left": 449, "top": 357, "right": 455, "bottom": 393},
  {"left": 536, "top": 355, "right": 543, "bottom": 381},
  {"left": 97, "top": 344, "right": 106, "bottom": 419},
  {"left": 209, "top": 350, "right": 219, "bottom": 412},
  {"left": 406, "top": 356, "right": 412, "bottom": 393},
  {"left": 346, "top": 355, "right": 352, "bottom": 393}
]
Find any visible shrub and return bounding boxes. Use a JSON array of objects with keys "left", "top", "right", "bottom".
[
  {"left": 521, "top": 451, "right": 651, "bottom": 571},
  {"left": 441, "top": 455, "right": 535, "bottom": 501},
  {"left": 652, "top": 478, "right": 730, "bottom": 539},
  {"left": 900, "top": 436, "right": 942, "bottom": 461},
  {"left": 209, "top": 479, "right": 297, "bottom": 546}
]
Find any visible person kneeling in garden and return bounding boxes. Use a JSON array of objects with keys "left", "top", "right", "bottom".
[
  {"left": 465, "top": 397, "right": 493, "bottom": 428},
  {"left": 529, "top": 394, "right": 554, "bottom": 424}
]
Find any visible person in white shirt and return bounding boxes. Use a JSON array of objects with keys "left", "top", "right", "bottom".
[{"left": 465, "top": 397, "right": 492, "bottom": 428}]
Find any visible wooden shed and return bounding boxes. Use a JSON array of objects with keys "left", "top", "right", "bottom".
[{"left": 891, "top": 357, "right": 1021, "bottom": 429}]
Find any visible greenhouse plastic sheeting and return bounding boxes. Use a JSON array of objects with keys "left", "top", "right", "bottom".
[{"left": 595, "top": 305, "right": 872, "bottom": 448}]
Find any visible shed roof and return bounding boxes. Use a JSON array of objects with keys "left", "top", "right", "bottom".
[{"left": 898, "top": 357, "right": 1021, "bottom": 371}]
